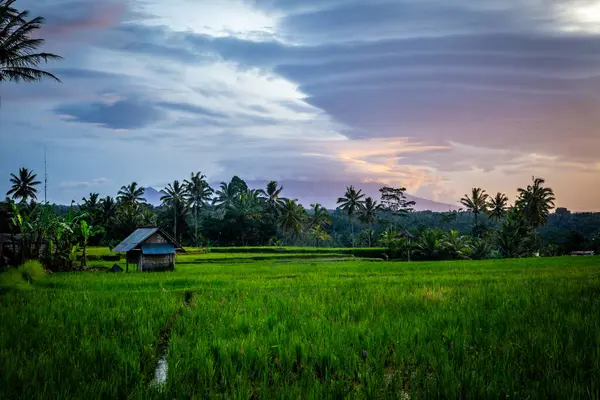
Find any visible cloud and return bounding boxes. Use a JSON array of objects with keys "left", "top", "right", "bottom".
[
  {"left": 59, "top": 178, "right": 109, "bottom": 189},
  {"left": 54, "top": 98, "right": 164, "bottom": 129},
  {"left": 22, "top": 1, "right": 128, "bottom": 37},
  {"left": 2, "top": 0, "right": 600, "bottom": 210}
]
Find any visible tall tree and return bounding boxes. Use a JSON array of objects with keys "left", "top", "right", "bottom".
[
  {"left": 161, "top": 180, "right": 186, "bottom": 241},
  {"left": 260, "top": 180, "right": 286, "bottom": 211},
  {"left": 184, "top": 172, "right": 213, "bottom": 245},
  {"left": 99, "top": 196, "right": 117, "bottom": 226},
  {"left": 358, "top": 197, "right": 380, "bottom": 247},
  {"left": 224, "top": 189, "right": 264, "bottom": 246},
  {"left": 0, "top": 0, "right": 62, "bottom": 83},
  {"left": 6, "top": 167, "right": 40, "bottom": 202},
  {"left": 309, "top": 203, "right": 331, "bottom": 229},
  {"left": 117, "top": 182, "right": 146, "bottom": 207},
  {"left": 80, "top": 192, "right": 100, "bottom": 225},
  {"left": 460, "top": 187, "right": 489, "bottom": 224},
  {"left": 214, "top": 178, "right": 246, "bottom": 210},
  {"left": 379, "top": 186, "right": 415, "bottom": 218},
  {"left": 279, "top": 199, "right": 306, "bottom": 242},
  {"left": 516, "top": 176, "right": 555, "bottom": 228},
  {"left": 487, "top": 192, "right": 509, "bottom": 221},
  {"left": 337, "top": 185, "right": 365, "bottom": 247}
]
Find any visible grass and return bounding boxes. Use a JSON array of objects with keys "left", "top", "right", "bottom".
[{"left": 1, "top": 256, "right": 599, "bottom": 398}]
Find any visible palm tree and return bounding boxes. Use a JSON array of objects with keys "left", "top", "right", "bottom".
[
  {"left": 414, "top": 229, "right": 443, "bottom": 260},
  {"left": 117, "top": 182, "right": 146, "bottom": 207},
  {"left": 496, "top": 209, "right": 532, "bottom": 258},
  {"left": 337, "top": 185, "right": 365, "bottom": 247},
  {"left": 308, "top": 225, "right": 330, "bottom": 247},
  {"left": 213, "top": 181, "right": 238, "bottom": 210},
  {"left": 225, "top": 189, "right": 263, "bottom": 245},
  {"left": 358, "top": 197, "right": 379, "bottom": 247},
  {"left": 279, "top": 199, "right": 306, "bottom": 242},
  {"left": 99, "top": 196, "right": 117, "bottom": 226},
  {"left": 487, "top": 192, "right": 509, "bottom": 221},
  {"left": 309, "top": 203, "right": 331, "bottom": 229},
  {"left": 516, "top": 176, "right": 555, "bottom": 228},
  {"left": 160, "top": 180, "right": 186, "bottom": 241},
  {"left": 442, "top": 230, "right": 472, "bottom": 260},
  {"left": 260, "top": 180, "right": 286, "bottom": 211},
  {"left": 460, "top": 187, "right": 489, "bottom": 225},
  {"left": 80, "top": 192, "right": 101, "bottom": 225},
  {"left": 0, "top": 0, "right": 62, "bottom": 83},
  {"left": 6, "top": 167, "right": 40, "bottom": 202},
  {"left": 184, "top": 172, "right": 213, "bottom": 245}
]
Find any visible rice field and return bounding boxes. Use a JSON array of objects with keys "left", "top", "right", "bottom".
[{"left": 1, "top": 252, "right": 599, "bottom": 399}]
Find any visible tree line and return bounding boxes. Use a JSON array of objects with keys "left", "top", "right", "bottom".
[{"left": 4, "top": 165, "right": 597, "bottom": 271}]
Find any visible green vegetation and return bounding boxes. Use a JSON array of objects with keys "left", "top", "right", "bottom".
[
  {"left": 0, "top": 0, "right": 62, "bottom": 83},
  {"left": 1, "top": 256, "right": 599, "bottom": 398},
  {"left": 4, "top": 166, "right": 579, "bottom": 273}
]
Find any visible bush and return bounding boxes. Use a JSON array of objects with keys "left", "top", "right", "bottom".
[
  {"left": 0, "top": 260, "right": 46, "bottom": 288},
  {"left": 20, "top": 260, "right": 46, "bottom": 282}
]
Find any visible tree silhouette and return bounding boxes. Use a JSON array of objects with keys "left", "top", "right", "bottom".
[
  {"left": 0, "top": 0, "right": 62, "bottom": 83},
  {"left": 6, "top": 167, "right": 40, "bottom": 202}
]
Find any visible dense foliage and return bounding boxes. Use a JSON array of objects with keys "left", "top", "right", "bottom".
[{"left": 2, "top": 167, "right": 598, "bottom": 270}]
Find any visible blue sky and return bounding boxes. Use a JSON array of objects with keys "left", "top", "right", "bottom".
[{"left": 1, "top": 0, "right": 600, "bottom": 210}]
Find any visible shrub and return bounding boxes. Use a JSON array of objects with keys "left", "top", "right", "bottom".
[
  {"left": 19, "top": 260, "right": 46, "bottom": 282},
  {"left": 0, "top": 260, "right": 46, "bottom": 288}
]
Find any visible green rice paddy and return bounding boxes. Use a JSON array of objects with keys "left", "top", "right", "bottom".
[{"left": 1, "top": 251, "right": 599, "bottom": 399}]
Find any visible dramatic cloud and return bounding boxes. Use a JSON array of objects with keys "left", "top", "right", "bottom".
[{"left": 1, "top": 0, "right": 599, "bottom": 210}]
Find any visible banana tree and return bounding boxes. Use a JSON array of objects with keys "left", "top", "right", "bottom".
[{"left": 79, "top": 220, "right": 102, "bottom": 268}]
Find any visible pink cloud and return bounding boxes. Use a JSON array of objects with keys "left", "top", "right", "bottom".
[{"left": 41, "top": 3, "right": 128, "bottom": 37}]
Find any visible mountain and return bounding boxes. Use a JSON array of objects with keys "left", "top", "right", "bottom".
[
  {"left": 244, "top": 181, "right": 459, "bottom": 212},
  {"left": 143, "top": 187, "right": 166, "bottom": 206}
]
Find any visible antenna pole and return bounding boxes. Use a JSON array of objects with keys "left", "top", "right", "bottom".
[{"left": 44, "top": 146, "right": 48, "bottom": 204}]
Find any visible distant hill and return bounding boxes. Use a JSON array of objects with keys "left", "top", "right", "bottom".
[
  {"left": 246, "top": 180, "right": 459, "bottom": 212},
  {"left": 143, "top": 187, "right": 166, "bottom": 206}
]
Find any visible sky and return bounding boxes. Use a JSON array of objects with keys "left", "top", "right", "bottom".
[{"left": 1, "top": 0, "right": 600, "bottom": 210}]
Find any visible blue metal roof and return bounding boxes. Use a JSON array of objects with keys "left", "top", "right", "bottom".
[
  {"left": 111, "top": 228, "right": 159, "bottom": 253},
  {"left": 142, "top": 243, "right": 175, "bottom": 255}
]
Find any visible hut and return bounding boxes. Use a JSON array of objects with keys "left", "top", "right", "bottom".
[{"left": 111, "top": 228, "right": 184, "bottom": 272}]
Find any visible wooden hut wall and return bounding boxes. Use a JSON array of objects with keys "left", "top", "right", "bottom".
[{"left": 142, "top": 254, "right": 173, "bottom": 270}]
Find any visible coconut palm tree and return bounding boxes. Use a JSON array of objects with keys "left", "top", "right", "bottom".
[
  {"left": 260, "top": 180, "right": 286, "bottom": 211},
  {"left": 184, "top": 172, "right": 213, "bottom": 245},
  {"left": 213, "top": 181, "right": 238, "bottom": 210},
  {"left": 516, "top": 176, "right": 555, "bottom": 228},
  {"left": 6, "top": 167, "right": 40, "bottom": 202},
  {"left": 117, "top": 182, "right": 146, "bottom": 207},
  {"left": 80, "top": 192, "right": 101, "bottom": 226},
  {"left": 442, "top": 230, "right": 472, "bottom": 260},
  {"left": 337, "top": 185, "right": 365, "bottom": 247},
  {"left": 487, "top": 192, "right": 509, "bottom": 221},
  {"left": 309, "top": 203, "right": 331, "bottom": 229},
  {"left": 161, "top": 180, "right": 186, "bottom": 241},
  {"left": 99, "top": 196, "right": 117, "bottom": 226},
  {"left": 225, "top": 189, "right": 263, "bottom": 245},
  {"left": 279, "top": 199, "right": 306, "bottom": 242},
  {"left": 0, "top": 0, "right": 62, "bottom": 83},
  {"left": 460, "top": 187, "right": 489, "bottom": 224},
  {"left": 496, "top": 209, "right": 532, "bottom": 258},
  {"left": 414, "top": 229, "right": 443, "bottom": 260},
  {"left": 358, "top": 197, "right": 380, "bottom": 247}
]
